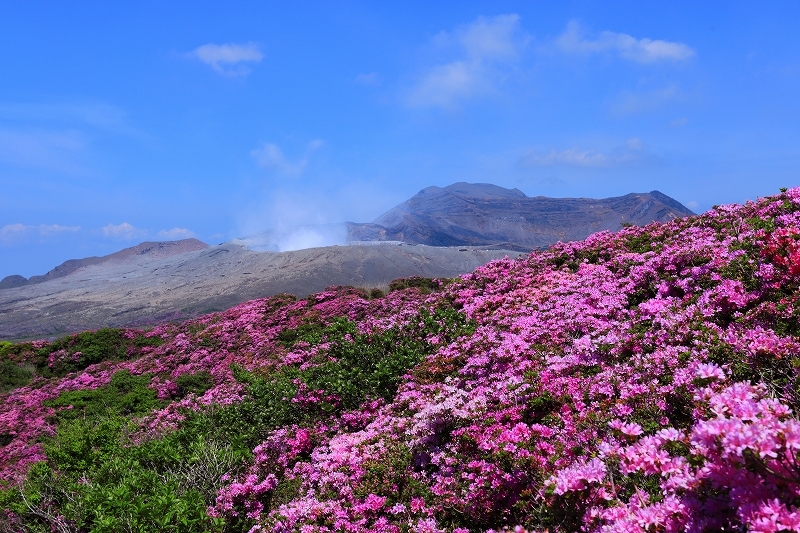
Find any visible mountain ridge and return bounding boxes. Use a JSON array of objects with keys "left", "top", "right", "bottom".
[
  {"left": 347, "top": 182, "right": 694, "bottom": 250},
  {"left": 0, "top": 239, "right": 208, "bottom": 290}
]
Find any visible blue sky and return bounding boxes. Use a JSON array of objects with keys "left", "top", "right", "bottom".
[{"left": 1, "top": 1, "right": 799, "bottom": 277}]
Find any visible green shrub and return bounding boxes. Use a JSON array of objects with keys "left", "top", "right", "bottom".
[
  {"left": 40, "top": 328, "right": 129, "bottom": 375},
  {"left": 209, "top": 306, "right": 475, "bottom": 449},
  {"left": 389, "top": 276, "right": 442, "bottom": 293},
  {"left": 175, "top": 370, "right": 215, "bottom": 398},
  {"left": 0, "top": 358, "right": 33, "bottom": 392},
  {"left": 45, "top": 370, "right": 161, "bottom": 423},
  {"left": 4, "top": 377, "right": 231, "bottom": 532}
]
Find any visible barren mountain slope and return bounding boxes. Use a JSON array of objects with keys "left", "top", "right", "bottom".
[
  {"left": 0, "top": 243, "right": 521, "bottom": 340},
  {"left": 0, "top": 239, "right": 208, "bottom": 289}
]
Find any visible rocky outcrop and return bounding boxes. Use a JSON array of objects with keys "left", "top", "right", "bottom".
[{"left": 0, "top": 275, "right": 29, "bottom": 290}]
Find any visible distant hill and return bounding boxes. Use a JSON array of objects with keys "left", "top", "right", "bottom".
[
  {"left": 0, "top": 242, "right": 521, "bottom": 340},
  {"left": 347, "top": 183, "right": 694, "bottom": 250},
  {"left": 0, "top": 239, "right": 208, "bottom": 290}
]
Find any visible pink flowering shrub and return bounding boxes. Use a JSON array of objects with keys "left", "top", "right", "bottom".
[{"left": 4, "top": 189, "right": 800, "bottom": 531}]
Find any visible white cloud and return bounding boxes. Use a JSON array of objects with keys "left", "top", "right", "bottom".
[
  {"left": 670, "top": 117, "right": 689, "bottom": 127},
  {"left": 685, "top": 200, "right": 700, "bottom": 210},
  {"left": 250, "top": 140, "right": 324, "bottom": 176},
  {"left": 190, "top": 42, "right": 263, "bottom": 75},
  {"left": 156, "top": 227, "right": 196, "bottom": 240},
  {"left": 557, "top": 20, "right": 695, "bottom": 63},
  {"left": 0, "top": 223, "right": 28, "bottom": 240},
  {"left": 39, "top": 224, "right": 81, "bottom": 236},
  {"left": 0, "top": 223, "right": 80, "bottom": 243},
  {"left": 102, "top": 222, "right": 147, "bottom": 240},
  {"left": 520, "top": 138, "right": 646, "bottom": 168},
  {"left": 406, "top": 14, "right": 526, "bottom": 109}
]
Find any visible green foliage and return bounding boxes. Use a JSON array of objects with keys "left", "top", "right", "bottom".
[
  {"left": 388, "top": 276, "right": 442, "bottom": 293},
  {"left": 3, "top": 427, "right": 226, "bottom": 533},
  {"left": 3, "top": 370, "right": 235, "bottom": 532},
  {"left": 302, "top": 318, "right": 424, "bottom": 410},
  {"left": 630, "top": 404, "right": 664, "bottom": 435},
  {"left": 211, "top": 306, "right": 475, "bottom": 450},
  {"left": 353, "top": 442, "right": 433, "bottom": 503},
  {"left": 626, "top": 281, "right": 658, "bottom": 309},
  {"left": 718, "top": 254, "right": 760, "bottom": 292},
  {"left": 0, "top": 358, "right": 34, "bottom": 392},
  {"left": 277, "top": 319, "right": 327, "bottom": 347},
  {"left": 368, "top": 287, "right": 385, "bottom": 299},
  {"left": 523, "top": 392, "right": 560, "bottom": 424},
  {"left": 622, "top": 233, "right": 656, "bottom": 254},
  {"left": 45, "top": 370, "right": 161, "bottom": 423},
  {"left": 0, "top": 330, "right": 166, "bottom": 393},
  {"left": 747, "top": 216, "right": 776, "bottom": 232},
  {"left": 39, "top": 328, "right": 128, "bottom": 376},
  {"left": 133, "top": 334, "right": 165, "bottom": 348},
  {"left": 175, "top": 370, "right": 215, "bottom": 398}
]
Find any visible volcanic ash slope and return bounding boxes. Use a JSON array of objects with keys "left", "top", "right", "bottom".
[{"left": 0, "top": 242, "right": 521, "bottom": 339}]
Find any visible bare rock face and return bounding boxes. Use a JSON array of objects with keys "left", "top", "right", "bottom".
[{"left": 347, "top": 183, "right": 694, "bottom": 250}]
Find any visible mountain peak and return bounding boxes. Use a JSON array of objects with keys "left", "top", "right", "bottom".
[
  {"left": 440, "top": 182, "right": 527, "bottom": 199},
  {"left": 355, "top": 183, "right": 695, "bottom": 250}
]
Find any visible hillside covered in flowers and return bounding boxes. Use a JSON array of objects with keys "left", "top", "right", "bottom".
[{"left": 3, "top": 189, "right": 800, "bottom": 532}]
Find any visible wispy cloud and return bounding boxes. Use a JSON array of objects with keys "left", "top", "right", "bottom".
[
  {"left": 102, "top": 222, "right": 146, "bottom": 240},
  {"left": 0, "top": 102, "right": 135, "bottom": 135},
  {"left": 612, "top": 84, "right": 683, "bottom": 115},
  {"left": 156, "top": 227, "right": 195, "bottom": 240},
  {"left": 0, "top": 223, "right": 80, "bottom": 244},
  {"left": 556, "top": 20, "right": 695, "bottom": 63},
  {"left": 521, "top": 147, "right": 611, "bottom": 167},
  {"left": 250, "top": 140, "right": 324, "bottom": 176},
  {"left": 355, "top": 72, "right": 382, "bottom": 86},
  {"left": 520, "top": 138, "right": 647, "bottom": 168},
  {"left": 190, "top": 42, "right": 263, "bottom": 75},
  {"left": 0, "top": 129, "right": 87, "bottom": 172},
  {"left": 0, "top": 101, "right": 141, "bottom": 173},
  {"left": 406, "top": 14, "right": 527, "bottom": 109}
]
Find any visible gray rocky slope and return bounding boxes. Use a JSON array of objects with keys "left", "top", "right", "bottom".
[
  {"left": 347, "top": 183, "right": 694, "bottom": 250},
  {"left": 0, "top": 239, "right": 208, "bottom": 289},
  {"left": 0, "top": 243, "right": 521, "bottom": 340}
]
